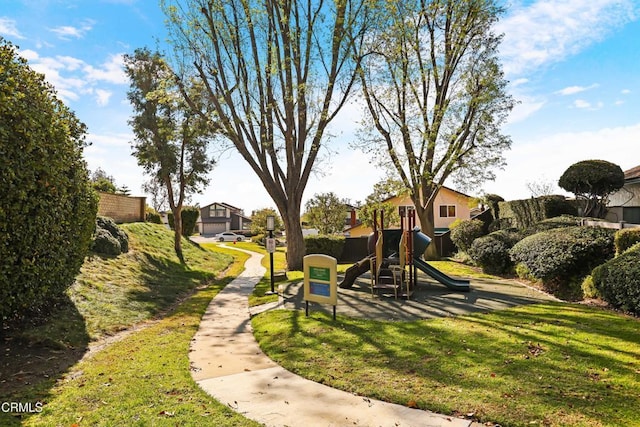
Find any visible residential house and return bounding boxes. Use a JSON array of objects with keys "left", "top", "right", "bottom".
[
  {"left": 607, "top": 165, "right": 640, "bottom": 224},
  {"left": 345, "top": 186, "right": 474, "bottom": 238},
  {"left": 198, "top": 202, "right": 252, "bottom": 235}
]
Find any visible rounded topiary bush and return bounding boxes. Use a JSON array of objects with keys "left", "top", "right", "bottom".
[
  {"left": 510, "top": 226, "right": 615, "bottom": 299},
  {"left": 1, "top": 39, "right": 98, "bottom": 324},
  {"left": 468, "top": 229, "right": 521, "bottom": 274},
  {"left": 614, "top": 228, "right": 640, "bottom": 255},
  {"left": 450, "top": 219, "right": 485, "bottom": 253},
  {"left": 591, "top": 243, "right": 640, "bottom": 315}
]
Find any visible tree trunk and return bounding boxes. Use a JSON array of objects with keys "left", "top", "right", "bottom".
[
  {"left": 414, "top": 199, "right": 439, "bottom": 261},
  {"left": 172, "top": 206, "right": 184, "bottom": 263},
  {"left": 282, "top": 209, "right": 305, "bottom": 271}
]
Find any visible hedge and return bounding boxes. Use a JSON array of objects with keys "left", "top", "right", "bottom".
[
  {"left": 523, "top": 215, "right": 582, "bottom": 235},
  {"left": 304, "top": 235, "right": 345, "bottom": 259},
  {"left": 614, "top": 228, "right": 640, "bottom": 255},
  {"left": 591, "top": 243, "right": 640, "bottom": 315},
  {"left": 498, "top": 195, "right": 577, "bottom": 230},
  {"left": 510, "top": 226, "right": 615, "bottom": 299},
  {"left": 468, "top": 229, "right": 521, "bottom": 275},
  {"left": 168, "top": 206, "right": 200, "bottom": 236},
  {"left": 1, "top": 39, "right": 98, "bottom": 324},
  {"left": 93, "top": 217, "right": 129, "bottom": 255},
  {"left": 450, "top": 219, "right": 486, "bottom": 252}
]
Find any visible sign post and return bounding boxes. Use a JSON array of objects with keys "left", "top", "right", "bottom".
[{"left": 303, "top": 254, "right": 338, "bottom": 320}]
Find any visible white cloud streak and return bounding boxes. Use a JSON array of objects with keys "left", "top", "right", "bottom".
[
  {"left": 0, "top": 17, "right": 24, "bottom": 39},
  {"left": 498, "top": 0, "right": 638, "bottom": 77}
]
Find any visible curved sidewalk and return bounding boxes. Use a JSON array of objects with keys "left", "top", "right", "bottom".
[{"left": 189, "top": 246, "right": 475, "bottom": 427}]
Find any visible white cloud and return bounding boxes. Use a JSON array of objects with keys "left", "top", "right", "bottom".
[
  {"left": 555, "top": 84, "right": 599, "bottom": 96},
  {"left": 621, "top": 89, "right": 631, "bottom": 94},
  {"left": 574, "top": 99, "right": 591, "bottom": 109},
  {"left": 507, "top": 95, "right": 546, "bottom": 124},
  {"left": 95, "top": 89, "right": 112, "bottom": 106},
  {"left": 498, "top": 0, "right": 638, "bottom": 76},
  {"left": 83, "top": 54, "right": 127, "bottom": 84},
  {"left": 48, "top": 19, "right": 95, "bottom": 40},
  {"left": 482, "top": 122, "right": 640, "bottom": 199},
  {"left": 0, "top": 17, "right": 24, "bottom": 39}
]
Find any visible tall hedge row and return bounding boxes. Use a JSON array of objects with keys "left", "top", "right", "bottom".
[
  {"left": 304, "top": 235, "right": 345, "bottom": 259},
  {"left": 498, "top": 196, "right": 577, "bottom": 230},
  {"left": 1, "top": 39, "right": 98, "bottom": 323}
]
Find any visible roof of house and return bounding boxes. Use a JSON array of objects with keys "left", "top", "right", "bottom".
[{"left": 624, "top": 165, "right": 640, "bottom": 181}]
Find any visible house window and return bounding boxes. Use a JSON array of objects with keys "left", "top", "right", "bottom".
[
  {"left": 210, "top": 206, "right": 227, "bottom": 218},
  {"left": 439, "top": 205, "right": 456, "bottom": 218}
]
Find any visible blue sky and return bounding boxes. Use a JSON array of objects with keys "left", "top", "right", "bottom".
[{"left": 2, "top": 0, "right": 639, "bottom": 214}]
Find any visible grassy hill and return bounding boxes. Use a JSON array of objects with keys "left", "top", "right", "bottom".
[{"left": 1, "top": 223, "right": 255, "bottom": 426}]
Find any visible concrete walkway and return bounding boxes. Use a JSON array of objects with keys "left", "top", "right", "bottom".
[{"left": 189, "top": 246, "right": 475, "bottom": 427}]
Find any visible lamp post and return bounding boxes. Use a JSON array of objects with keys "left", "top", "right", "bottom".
[{"left": 266, "top": 215, "right": 276, "bottom": 294}]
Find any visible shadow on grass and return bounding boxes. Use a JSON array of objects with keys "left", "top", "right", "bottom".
[
  {"left": 0, "top": 294, "right": 90, "bottom": 426},
  {"left": 267, "top": 302, "right": 639, "bottom": 426}
]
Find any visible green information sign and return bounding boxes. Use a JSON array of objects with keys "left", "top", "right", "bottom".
[{"left": 309, "top": 266, "right": 330, "bottom": 281}]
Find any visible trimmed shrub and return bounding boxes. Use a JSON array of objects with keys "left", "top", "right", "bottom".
[
  {"left": 581, "top": 275, "right": 599, "bottom": 299},
  {"left": 468, "top": 229, "right": 521, "bottom": 274},
  {"left": 450, "top": 219, "right": 485, "bottom": 252},
  {"left": 92, "top": 228, "right": 122, "bottom": 256},
  {"left": 524, "top": 215, "right": 582, "bottom": 235},
  {"left": 499, "top": 195, "right": 577, "bottom": 230},
  {"left": 614, "top": 228, "right": 640, "bottom": 255},
  {"left": 96, "top": 216, "right": 129, "bottom": 253},
  {"left": 145, "top": 206, "right": 163, "bottom": 224},
  {"left": 304, "top": 234, "right": 345, "bottom": 259},
  {"left": 1, "top": 39, "right": 98, "bottom": 323},
  {"left": 168, "top": 206, "right": 200, "bottom": 236},
  {"left": 510, "top": 226, "right": 615, "bottom": 300},
  {"left": 591, "top": 243, "right": 640, "bottom": 315}
]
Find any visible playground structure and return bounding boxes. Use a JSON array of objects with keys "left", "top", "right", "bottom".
[{"left": 339, "top": 208, "right": 470, "bottom": 297}]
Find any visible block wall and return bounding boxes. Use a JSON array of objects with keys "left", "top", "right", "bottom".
[{"left": 97, "top": 192, "right": 146, "bottom": 223}]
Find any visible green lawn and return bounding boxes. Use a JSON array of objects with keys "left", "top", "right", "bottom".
[
  {"left": 0, "top": 223, "right": 257, "bottom": 426},
  {"left": 4, "top": 229, "right": 638, "bottom": 426}
]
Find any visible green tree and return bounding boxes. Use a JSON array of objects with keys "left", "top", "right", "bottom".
[
  {"left": 356, "top": 0, "right": 514, "bottom": 258},
  {"left": 304, "top": 192, "right": 349, "bottom": 235},
  {"left": 558, "top": 159, "right": 625, "bottom": 218},
  {"left": 91, "top": 167, "right": 117, "bottom": 193},
  {"left": 357, "top": 178, "right": 403, "bottom": 229},
  {"left": 0, "top": 38, "right": 98, "bottom": 324},
  {"left": 251, "top": 208, "right": 283, "bottom": 236},
  {"left": 162, "top": 0, "right": 370, "bottom": 270},
  {"left": 124, "top": 48, "right": 215, "bottom": 262}
]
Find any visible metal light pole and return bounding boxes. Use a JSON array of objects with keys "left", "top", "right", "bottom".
[{"left": 266, "top": 215, "right": 276, "bottom": 294}]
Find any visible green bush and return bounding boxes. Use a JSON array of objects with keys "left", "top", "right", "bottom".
[
  {"left": 468, "top": 230, "right": 521, "bottom": 274},
  {"left": 96, "top": 216, "right": 129, "bottom": 253},
  {"left": 304, "top": 234, "right": 345, "bottom": 259},
  {"left": 92, "top": 228, "right": 122, "bottom": 255},
  {"left": 510, "top": 226, "right": 615, "bottom": 299},
  {"left": 581, "top": 275, "right": 600, "bottom": 299},
  {"left": 591, "top": 243, "right": 640, "bottom": 315},
  {"left": 450, "top": 219, "right": 485, "bottom": 252},
  {"left": 0, "top": 39, "right": 98, "bottom": 324},
  {"left": 614, "top": 228, "right": 640, "bottom": 255},
  {"left": 168, "top": 206, "right": 200, "bottom": 236},
  {"left": 524, "top": 215, "right": 582, "bottom": 235},
  {"left": 498, "top": 196, "right": 577, "bottom": 230},
  {"left": 93, "top": 217, "right": 129, "bottom": 255}
]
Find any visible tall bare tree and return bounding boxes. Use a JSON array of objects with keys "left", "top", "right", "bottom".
[
  {"left": 161, "top": 0, "right": 369, "bottom": 269},
  {"left": 356, "top": 0, "right": 514, "bottom": 258}
]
